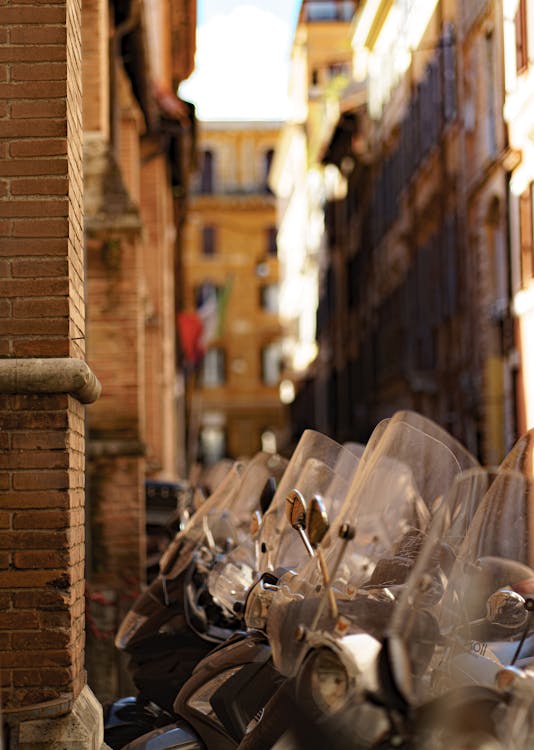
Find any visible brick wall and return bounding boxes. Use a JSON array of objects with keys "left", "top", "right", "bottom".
[
  {"left": 0, "top": 0, "right": 88, "bottom": 715},
  {"left": 85, "top": 234, "right": 146, "bottom": 588}
]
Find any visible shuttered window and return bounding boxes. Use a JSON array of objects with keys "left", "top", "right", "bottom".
[{"left": 516, "top": 0, "right": 528, "bottom": 74}]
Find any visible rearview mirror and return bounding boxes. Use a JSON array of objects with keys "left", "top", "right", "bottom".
[
  {"left": 306, "top": 495, "right": 329, "bottom": 548},
  {"left": 286, "top": 489, "right": 307, "bottom": 529},
  {"left": 486, "top": 589, "right": 528, "bottom": 629}
]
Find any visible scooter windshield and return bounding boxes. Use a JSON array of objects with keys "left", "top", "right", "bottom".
[
  {"left": 208, "top": 431, "right": 362, "bottom": 617},
  {"left": 160, "top": 451, "right": 287, "bottom": 579},
  {"left": 390, "top": 465, "right": 534, "bottom": 707},
  {"left": 266, "top": 411, "right": 480, "bottom": 677}
]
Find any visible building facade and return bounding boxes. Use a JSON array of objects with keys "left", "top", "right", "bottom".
[
  {"left": 279, "top": 0, "right": 519, "bottom": 461},
  {"left": 182, "top": 121, "right": 288, "bottom": 463}
]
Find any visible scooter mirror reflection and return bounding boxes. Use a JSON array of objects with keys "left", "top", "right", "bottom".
[
  {"left": 485, "top": 589, "right": 528, "bottom": 629},
  {"left": 259, "top": 475, "right": 277, "bottom": 515},
  {"left": 286, "top": 488, "right": 307, "bottom": 530},
  {"left": 307, "top": 495, "right": 329, "bottom": 548}
]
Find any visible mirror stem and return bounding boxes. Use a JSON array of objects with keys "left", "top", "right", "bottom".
[
  {"left": 317, "top": 547, "right": 338, "bottom": 620},
  {"left": 297, "top": 526, "right": 315, "bottom": 558}
]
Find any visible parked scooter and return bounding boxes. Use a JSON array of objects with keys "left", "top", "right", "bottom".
[
  {"left": 119, "top": 430, "right": 363, "bottom": 750},
  {"left": 235, "top": 411, "right": 482, "bottom": 750},
  {"left": 121, "top": 411, "right": 479, "bottom": 750},
  {"left": 270, "top": 432, "right": 534, "bottom": 750},
  {"left": 104, "top": 451, "right": 287, "bottom": 749}
]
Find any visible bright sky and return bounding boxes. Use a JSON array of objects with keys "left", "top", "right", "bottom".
[{"left": 179, "top": 0, "right": 301, "bottom": 121}]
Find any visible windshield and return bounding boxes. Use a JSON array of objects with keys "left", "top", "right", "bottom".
[
  {"left": 390, "top": 466, "right": 534, "bottom": 705},
  {"left": 208, "top": 430, "right": 362, "bottom": 616},
  {"left": 266, "top": 411, "right": 480, "bottom": 677},
  {"left": 160, "top": 451, "right": 287, "bottom": 578}
]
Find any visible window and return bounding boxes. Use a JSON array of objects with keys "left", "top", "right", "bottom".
[
  {"left": 304, "top": 1, "right": 355, "bottom": 22},
  {"left": 516, "top": 0, "right": 528, "bottom": 74},
  {"left": 261, "top": 342, "right": 282, "bottom": 386},
  {"left": 266, "top": 226, "right": 277, "bottom": 256},
  {"left": 260, "top": 284, "right": 279, "bottom": 314},
  {"left": 202, "top": 225, "right": 216, "bottom": 256},
  {"left": 263, "top": 149, "right": 274, "bottom": 193},
  {"left": 519, "top": 183, "right": 534, "bottom": 284},
  {"left": 200, "top": 150, "right": 214, "bottom": 193},
  {"left": 200, "top": 347, "right": 226, "bottom": 388}
]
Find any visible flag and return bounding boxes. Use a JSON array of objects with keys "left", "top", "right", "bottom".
[{"left": 177, "top": 311, "right": 203, "bottom": 365}]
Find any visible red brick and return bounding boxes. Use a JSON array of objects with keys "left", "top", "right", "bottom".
[
  {"left": 0, "top": 82, "right": 67, "bottom": 100},
  {"left": 10, "top": 26, "right": 67, "bottom": 45},
  {"left": 0, "top": 278, "right": 69, "bottom": 297},
  {"left": 10, "top": 177, "right": 68, "bottom": 195},
  {"left": 0, "top": 120, "right": 67, "bottom": 138},
  {"left": 0, "top": 238, "right": 67, "bottom": 256},
  {"left": 14, "top": 549, "right": 69, "bottom": 569},
  {"left": 12, "top": 339, "right": 70, "bottom": 357},
  {"left": 0, "top": 158, "right": 67, "bottom": 177},
  {"left": 13, "top": 297, "right": 69, "bottom": 318},
  {"left": 10, "top": 394, "right": 69, "bottom": 410},
  {"left": 1, "top": 319, "right": 68, "bottom": 336},
  {"left": 0, "top": 552, "right": 9, "bottom": 568},
  {"left": 0, "top": 200, "right": 69, "bottom": 218},
  {"left": 0, "top": 512, "right": 10, "bottom": 529},
  {"left": 0, "top": 450, "right": 68, "bottom": 470},
  {"left": 13, "top": 590, "right": 71, "bottom": 610},
  {"left": 9, "top": 137, "right": 67, "bottom": 155},
  {"left": 0, "top": 570, "right": 68, "bottom": 589},
  {"left": 13, "top": 510, "right": 70, "bottom": 529},
  {"left": 12, "top": 628, "right": 70, "bottom": 651},
  {"left": 0, "top": 490, "right": 69, "bottom": 510},
  {"left": 11, "top": 99, "right": 67, "bottom": 119},
  {"left": 0, "top": 411, "right": 68, "bottom": 430},
  {"left": 13, "top": 668, "right": 72, "bottom": 687},
  {"left": 0, "top": 611, "right": 39, "bottom": 629},
  {"left": 0, "top": 530, "right": 69, "bottom": 549},
  {"left": 0, "top": 651, "right": 71, "bottom": 669},
  {"left": 11, "top": 258, "right": 68, "bottom": 277},
  {"left": 1, "top": 6, "right": 66, "bottom": 23},
  {"left": 0, "top": 46, "right": 66, "bottom": 63},
  {"left": 11, "top": 63, "right": 67, "bottom": 83},
  {"left": 0, "top": 593, "right": 11, "bottom": 610},
  {"left": 12, "top": 217, "right": 69, "bottom": 237},
  {"left": 12, "top": 472, "right": 69, "bottom": 492}
]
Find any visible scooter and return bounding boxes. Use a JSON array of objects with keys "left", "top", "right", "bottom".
[
  {"left": 104, "top": 451, "right": 287, "bottom": 749},
  {"left": 119, "top": 429, "right": 364, "bottom": 749},
  {"left": 267, "top": 434, "right": 534, "bottom": 749},
  {"left": 120, "top": 411, "right": 480, "bottom": 750}
]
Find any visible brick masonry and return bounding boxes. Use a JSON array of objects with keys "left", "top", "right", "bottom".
[{"left": 0, "top": 0, "right": 88, "bottom": 720}]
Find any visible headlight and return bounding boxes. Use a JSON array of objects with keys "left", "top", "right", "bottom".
[{"left": 299, "top": 648, "right": 349, "bottom": 714}]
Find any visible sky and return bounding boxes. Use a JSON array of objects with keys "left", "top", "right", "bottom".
[{"left": 179, "top": 0, "right": 302, "bottom": 121}]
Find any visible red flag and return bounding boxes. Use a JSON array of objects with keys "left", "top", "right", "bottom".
[{"left": 177, "top": 311, "right": 203, "bottom": 365}]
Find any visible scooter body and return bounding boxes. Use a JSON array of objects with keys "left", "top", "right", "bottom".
[{"left": 121, "top": 631, "right": 282, "bottom": 750}]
